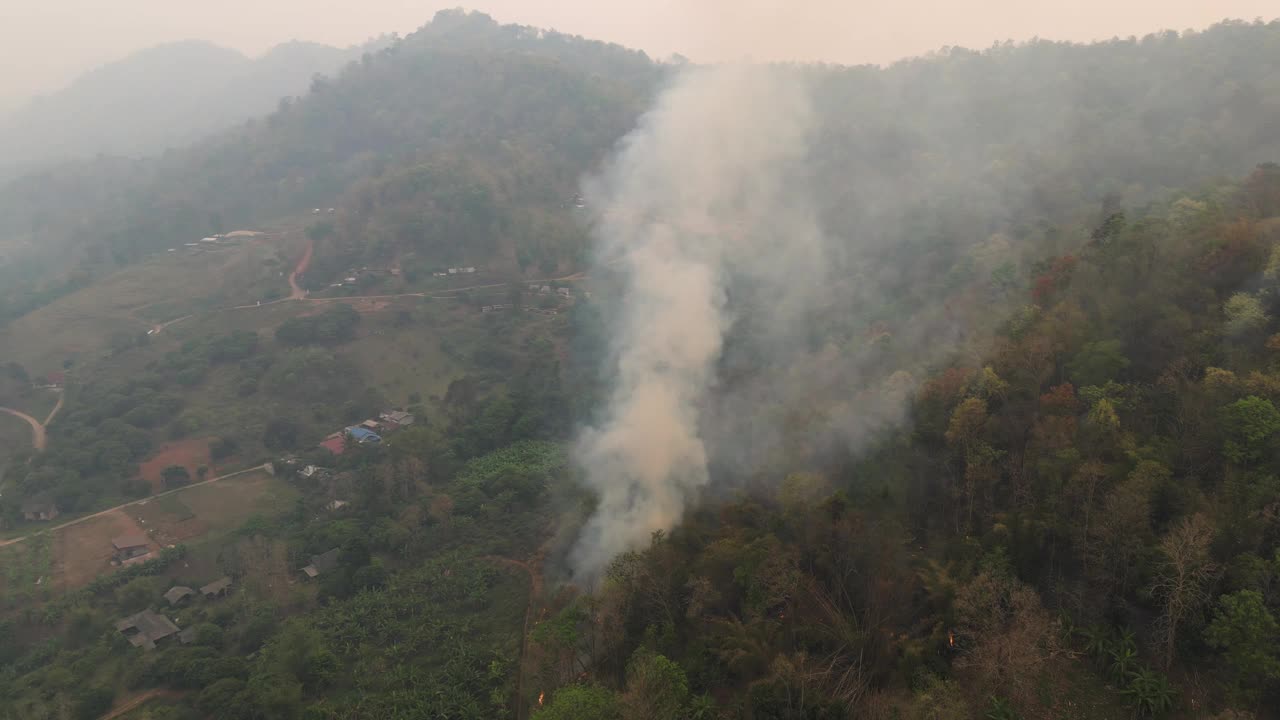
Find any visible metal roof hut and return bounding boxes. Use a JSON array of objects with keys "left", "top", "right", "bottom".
[
  {"left": 301, "top": 548, "right": 341, "bottom": 579},
  {"left": 115, "top": 611, "right": 180, "bottom": 650},
  {"left": 163, "top": 586, "right": 195, "bottom": 606}
]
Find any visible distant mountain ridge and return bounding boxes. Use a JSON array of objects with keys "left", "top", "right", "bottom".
[{"left": 0, "top": 38, "right": 385, "bottom": 175}]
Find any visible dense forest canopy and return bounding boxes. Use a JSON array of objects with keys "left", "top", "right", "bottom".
[
  {"left": 4, "top": 15, "right": 1280, "bottom": 323},
  {"left": 1, "top": 8, "right": 1280, "bottom": 720}
]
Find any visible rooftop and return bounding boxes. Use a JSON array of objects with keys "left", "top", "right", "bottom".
[
  {"left": 302, "top": 547, "right": 342, "bottom": 578},
  {"left": 21, "top": 497, "right": 55, "bottom": 513},
  {"left": 112, "top": 534, "right": 149, "bottom": 550},
  {"left": 200, "top": 577, "right": 233, "bottom": 596},
  {"left": 115, "top": 610, "right": 180, "bottom": 649},
  {"left": 163, "top": 586, "right": 195, "bottom": 605},
  {"left": 347, "top": 427, "right": 381, "bottom": 443},
  {"left": 319, "top": 434, "right": 346, "bottom": 455}
]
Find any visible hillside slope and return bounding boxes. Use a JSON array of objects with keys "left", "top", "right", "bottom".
[{"left": 0, "top": 38, "right": 378, "bottom": 176}]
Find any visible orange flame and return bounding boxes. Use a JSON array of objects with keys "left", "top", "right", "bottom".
[
  {"left": 538, "top": 692, "right": 545, "bottom": 706},
  {"left": 948, "top": 631, "right": 955, "bottom": 648}
]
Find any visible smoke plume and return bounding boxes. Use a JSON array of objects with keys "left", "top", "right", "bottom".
[{"left": 570, "top": 64, "right": 825, "bottom": 579}]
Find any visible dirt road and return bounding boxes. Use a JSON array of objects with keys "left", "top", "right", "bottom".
[
  {"left": 0, "top": 463, "right": 270, "bottom": 549},
  {"left": 0, "top": 407, "right": 44, "bottom": 451},
  {"left": 96, "top": 689, "right": 184, "bottom": 720},
  {"left": 44, "top": 388, "right": 64, "bottom": 426},
  {"left": 289, "top": 238, "right": 313, "bottom": 300},
  {"left": 0, "top": 388, "right": 64, "bottom": 453},
  {"left": 149, "top": 314, "right": 191, "bottom": 336}
]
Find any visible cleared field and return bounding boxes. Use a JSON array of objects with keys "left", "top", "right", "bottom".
[
  {"left": 1, "top": 470, "right": 293, "bottom": 597},
  {"left": 0, "top": 232, "right": 303, "bottom": 374},
  {"left": 137, "top": 437, "right": 214, "bottom": 493},
  {"left": 339, "top": 298, "right": 476, "bottom": 403},
  {"left": 50, "top": 509, "right": 154, "bottom": 590},
  {"left": 133, "top": 470, "right": 298, "bottom": 547}
]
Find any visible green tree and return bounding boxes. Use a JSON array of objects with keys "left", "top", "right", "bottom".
[
  {"left": 161, "top": 464, "right": 191, "bottom": 488},
  {"left": 534, "top": 684, "right": 620, "bottom": 720},
  {"left": 621, "top": 649, "right": 691, "bottom": 720},
  {"left": 1068, "top": 340, "right": 1130, "bottom": 386},
  {"left": 1205, "top": 590, "right": 1280, "bottom": 694},
  {"left": 1221, "top": 397, "right": 1280, "bottom": 465},
  {"left": 1223, "top": 293, "right": 1269, "bottom": 337},
  {"left": 73, "top": 686, "right": 114, "bottom": 720}
]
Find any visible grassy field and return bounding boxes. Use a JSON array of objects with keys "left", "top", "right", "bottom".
[
  {"left": 0, "top": 469, "right": 295, "bottom": 604},
  {"left": 0, "top": 532, "right": 54, "bottom": 610},
  {"left": 134, "top": 469, "right": 298, "bottom": 547},
  {"left": 0, "top": 231, "right": 305, "bottom": 375}
]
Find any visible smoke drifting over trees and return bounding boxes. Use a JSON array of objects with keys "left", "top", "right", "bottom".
[{"left": 570, "top": 65, "right": 828, "bottom": 578}]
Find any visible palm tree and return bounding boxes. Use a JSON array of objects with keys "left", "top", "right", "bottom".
[{"left": 1122, "top": 667, "right": 1176, "bottom": 717}]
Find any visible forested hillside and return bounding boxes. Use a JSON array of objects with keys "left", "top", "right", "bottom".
[
  {"left": 5, "top": 16, "right": 1280, "bottom": 324},
  {"left": 0, "top": 39, "right": 382, "bottom": 178},
  {"left": 2, "top": 10, "right": 1280, "bottom": 720}
]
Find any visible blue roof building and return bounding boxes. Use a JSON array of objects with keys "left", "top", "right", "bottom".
[{"left": 347, "top": 427, "right": 382, "bottom": 444}]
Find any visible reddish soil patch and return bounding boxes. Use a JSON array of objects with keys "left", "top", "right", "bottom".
[
  {"left": 289, "top": 238, "right": 313, "bottom": 299},
  {"left": 51, "top": 510, "right": 156, "bottom": 590},
  {"left": 137, "top": 438, "right": 213, "bottom": 493}
]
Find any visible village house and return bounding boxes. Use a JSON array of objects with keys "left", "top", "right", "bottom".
[
  {"left": 326, "top": 500, "right": 349, "bottom": 512},
  {"left": 112, "top": 534, "right": 151, "bottom": 563},
  {"left": 358, "top": 419, "right": 382, "bottom": 432},
  {"left": 200, "top": 577, "right": 233, "bottom": 599},
  {"left": 115, "top": 610, "right": 180, "bottom": 650},
  {"left": 379, "top": 410, "right": 414, "bottom": 428},
  {"left": 301, "top": 548, "right": 341, "bottom": 579},
  {"left": 557, "top": 287, "right": 572, "bottom": 298},
  {"left": 319, "top": 433, "right": 346, "bottom": 455},
  {"left": 163, "top": 586, "right": 195, "bottom": 607},
  {"left": 346, "top": 426, "right": 382, "bottom": 445},
  {"left": 21, "top": 497, "right": 59, "bottom": 522},
  {"left": 298, "top": 464, "right": 331, "bottom": 480}
]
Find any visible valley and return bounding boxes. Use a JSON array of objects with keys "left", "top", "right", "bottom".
[{"left": 0, "top": 9, "right": 1279, "bottom": 720}]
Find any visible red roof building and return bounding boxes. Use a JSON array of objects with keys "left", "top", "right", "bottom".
[
  {"left": 46, "top": 371, "right": 65, "bottom": 386},
  {"left": 319, "top": 434, "right": 346, "bottom": 455}
]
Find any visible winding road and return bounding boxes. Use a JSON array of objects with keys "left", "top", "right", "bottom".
[{"left": 0, "top": 388, "right": 63, "bottom": 452}]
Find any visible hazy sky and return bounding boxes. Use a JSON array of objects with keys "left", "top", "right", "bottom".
[{"left": 2, "top": 0, "right": 1277, "bottom": 108}]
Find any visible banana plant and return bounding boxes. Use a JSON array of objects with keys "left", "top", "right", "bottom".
[
  {"left": 986, "top": 695, "right": 1021, "bottom": 720},
  {"left": 1107, "top": 645, "right": 1139, "bottom": 683},
  {"left": 1122, "top": 667, "right": 1176, "bottom": 717}
]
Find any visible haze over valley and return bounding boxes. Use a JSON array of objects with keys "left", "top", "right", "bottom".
[{"left": 1, "top": 5, "right": 1280, "bottom": 719}]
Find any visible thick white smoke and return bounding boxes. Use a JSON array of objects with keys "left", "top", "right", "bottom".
[{"left": 570, "top": 65, "right": 825, "bottom": 579}]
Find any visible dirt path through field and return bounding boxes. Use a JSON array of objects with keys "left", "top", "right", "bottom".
[
  {"left": 0, "top": 407, "right": 45, "bottom": 451},
  {"left": 289, "top": 237, "right": 313, "bottom": 299},
  {"left": 96, "top": 689, "right": 185, "bottom": 720},
  {"left": 0, "top": 463, "right": 270, "bottom": 549},
  {"left": 43, "top": 388, "right": 64, "bottom": 426}
]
